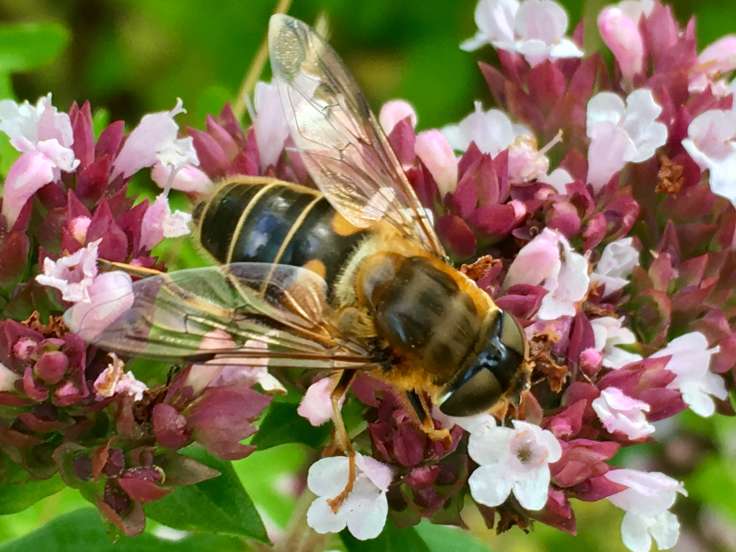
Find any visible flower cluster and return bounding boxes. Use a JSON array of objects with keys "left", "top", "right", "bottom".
[
  {"left": 2, "top": 0, "right": 736, "bottom": 550},
  {"left": 0, "top": 95, "right": 273, "bottom": 535},
  {"left": 297, "top": 0, "right": 736, "bottom": 548}
]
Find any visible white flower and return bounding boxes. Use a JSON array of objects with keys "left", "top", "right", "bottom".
[
  {"left": 592, "top": 237, "right": 640, "bottom": 296},
  {"left": 0, "top": 93, "right": 79, "bottom": 173},
  {"left": 93, "top": 353, "right": 148, "bottom": 401},
  {"left": 681, "top": 109, "right": 736, "bottom": 205},
  {"left": 606, "top": 469, "right": 686, "bottom": 552},
  {"left": 462, "top": 0, "right": 584, "bottom": 66},
  {"left": 35, "top": 239, "right": 101, "bottom": 303},
  {"left": 591, "top": 316, "right": 642, "bottom": 369},
  {"left": 592, "top": 387, "right": 654, "bottom": 440},
  {"left": 586, "top": 89, "right": 668, "bottom": 191},
  {"left": 253, "top": 81, "right": 291, "bottom": 170},
  {"left": 468, "top": 419, "right": 561, "bottom": 511},
  {"left": 306, "top": 454, "right": 392, "bottom": 540},
  {"left": 443, "top": 102, "right": 548, "bottom": 183},
  {"left": 112, "top": 98, "right": 198, "bottom": 179},
  {"left": 0, "top": 362, "right": 20, "bottom": 392},
  {"left": 651, "top": 332, "right": 726, "bottom": 417},
  {"left": 504, "top": 228, "right": 590, "bottom": 320},
  {"left": 0, "top": 94, "right": 80, "bottom": 226}
]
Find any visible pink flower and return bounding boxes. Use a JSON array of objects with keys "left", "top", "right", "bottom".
[
  {"left": 112, "top": 98, "right": 197, "bottom": 179},
  {"left": 298, "top": 377, "right": 340, "bottom": 427},
  {"left": 151, "top": 163, "right": 212, "bottom": 195},
  {"left": 651, "top": 332, "right": 726, "bottom": 417},
  {"left": 591, "top": 317, "right": 642, "bottom": 369},
  {"left": 606, "top": 469, "right": 686, "bottom": 552},
  {"left": 2, "top": 151, "right": 56, "bottom": 227},
  {"left": 0, "top": 94, "right": 80, "bottom": 226},
  {"left": 697, "top": 35, "right": 736, "bottom": 78},
  {"left": 187, "top": 331, "right": 285, "bottom": 395},
  {"left": 140, "top": 191, "right": 192, "bottom": 250},
  {"left": 64, "top": 271, "right": 134, "bottom": 341},
  {"left": 253, "top": 81, "right": 290, "bottom": 170},
  {"left": 462, "top": 0, "right": 583, "bottom": 66},
  {"left": 306, "top": 454, "right": 393, "bottom": 540},
  {"left": 592, "top": 387, "right": 654, "bottom": 440},
  {"left": 468, "top": 419, "right": 562, "bottom": 511},
  {"left": 68, "top": 216, "right": 92, "bottom": 244},
  {"left": 94, "top": 353, "right": 148, "bottom": 401},
  {"left": 379, "top": 99, "right": 417, "bottom": 133},
  {"left": 504, "top": 228, "right": 590, "bottom": 320},
  {"left": 681, "top": 109, "right": 736, "bottom": 205},
  {"left": 591, "top": 238, "right": 639, "bottom": 296},
  {"left": 415, "top": 130, "right": 457, "bottom": 196},
  {"left": 597, "top": 6, "right": 645, "bottom": 83},
  {"left": 586, "top": 89, "right": 668, "bottom": 191},
  {"left": 35, "top": 239, "right": 101, "bottom": 303}
]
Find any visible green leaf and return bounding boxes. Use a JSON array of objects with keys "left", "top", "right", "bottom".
[
  {"left": 341, "top": 520, "right": 430, "bottom": 552},
  {"left": 145, "top": 446, "right": 268, "bottom": 542},
  {"left": 0, "top": 475, "right": 65, "bottom": 515},
  {"left": 251, "top": 400, "right": 330, "bottom": 450},
  {"left": 415, "top": 521, "right": 491, "bottom": 552},
  {"left": 0, "top": 22, "right": 70, "bottom": 73},
  {"left": 0, "top": 509, "right": 245, "bottom": 552}
]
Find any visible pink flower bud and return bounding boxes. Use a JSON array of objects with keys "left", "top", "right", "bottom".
[
  {"left": 378, "top": 99, "right": 417, "bottom": 134},
  {"left": 34, "top": 351, "right": 68, "bottom": 385},
  {"left": 597, "top": 7, "right": 644, "bottom": 83},
  {"left": 580, "top": 347, "right": 603, "bottom": 376},
  {"left": 68, "top": 216, "right": 91, "bottom": 244},
  {"left": 415, "top": 130, "right": 457, "bottom": 197}
]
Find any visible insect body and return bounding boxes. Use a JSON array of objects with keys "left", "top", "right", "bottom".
[{"left": 73, "top": 14, "right": 530, "bottom": 423}]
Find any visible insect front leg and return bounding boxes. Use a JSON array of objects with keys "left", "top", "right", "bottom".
[{"left": 403, "top": 390, "right": 452, "bottom": 444}]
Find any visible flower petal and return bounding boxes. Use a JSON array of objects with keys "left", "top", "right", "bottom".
[
  {"left": 620, "top": 512, "right": 653, "bottom": 552},
  {"left": 306, "top": 497, "right": 347, "bottom": 535},
  {"left": 1, "top": 151, "right": 56, "bottom": 227},
  {"left": 512, "top": 467, "right": 550, "bottom": 511},
  {"left": 307, "top": 456, "right": 350, "bottom": 498},
  {"left": 343, "top": 477, "right": 388, "bottom": 540},
  {"left": 64, "top": 271, "right": 134, "bottom": 341},
  {"left": 468, "top": 425, "right": 513, "bottom": 465},
  {"left": 468, "top": 464, "right": 514, "bottom": 507}
]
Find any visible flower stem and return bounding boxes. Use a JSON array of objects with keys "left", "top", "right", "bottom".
[
  {"left": 232, "top": 0, "right": 293, "bottom": 120},
  {"left": 274, "top": 489, "right": 330, "bottom": 552}
]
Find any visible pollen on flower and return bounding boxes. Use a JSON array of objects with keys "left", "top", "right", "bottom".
[{"left": 655, "top": 155, "right": 685, "bottom": 195}]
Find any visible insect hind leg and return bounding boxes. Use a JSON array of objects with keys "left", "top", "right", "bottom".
[{"left": 326, "top": 369, "right": 358, "bottom": 513}]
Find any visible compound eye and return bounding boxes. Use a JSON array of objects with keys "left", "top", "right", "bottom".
[
  {"left": 500, "top": 311, "right": 526, "bottom": 358},
  {"left": 438, "top": 369, "right": 503, "bottom": 417}
]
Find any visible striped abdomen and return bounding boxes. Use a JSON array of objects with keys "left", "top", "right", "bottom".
[{"left": 196, "top": 178, "right": 367, "bottom": 288}]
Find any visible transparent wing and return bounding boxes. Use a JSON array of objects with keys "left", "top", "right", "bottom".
[
  {"left": 68, "top": 263, "right": 377, "bottom": 370},
  {"left": 268, "top": 14, "right": 446, "bottom": 259}
]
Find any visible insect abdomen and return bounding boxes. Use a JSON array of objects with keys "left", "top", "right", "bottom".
[{"left": 197, "top": 178, "right": 367, "bottom": 287}]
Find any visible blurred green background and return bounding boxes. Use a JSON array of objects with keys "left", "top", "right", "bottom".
[{"left": 1, "top": 0, "right": 736, "bottom": 550}]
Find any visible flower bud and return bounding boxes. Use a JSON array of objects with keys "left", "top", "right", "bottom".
[
  {"left": 415, "top": 130, "right": 457, "bottom": 197},
  {"left": 580, "top": 347, "right": 603, "bottom": 376},
  {"left": 379, "top": 99, "right": 417, "bottom": 134},
  {"left": 597, "top": 7, "right": 644, "bottom": 83},
  {"left": 34, "top": 351, "right": 69, "bottom": 385}
]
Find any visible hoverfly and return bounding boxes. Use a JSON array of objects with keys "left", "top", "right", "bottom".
[{"left": 72, "top": 15, "right": 530, "bottom": 446}]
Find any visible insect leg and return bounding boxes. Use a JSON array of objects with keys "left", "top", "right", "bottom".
[
  {"left": 327, "top": 369, "right": 357, "bottom": 513},
  {"left": 403, "top": 390, "right": 451, "bottom": 443}
]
